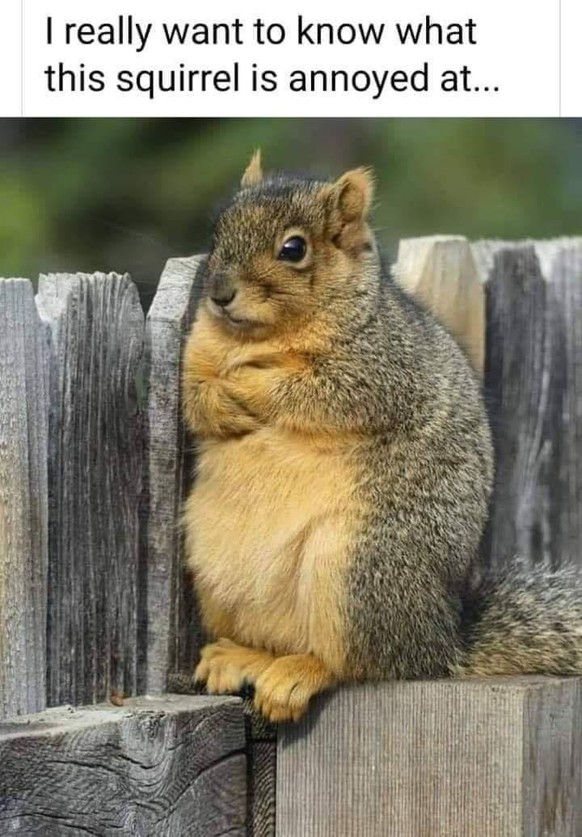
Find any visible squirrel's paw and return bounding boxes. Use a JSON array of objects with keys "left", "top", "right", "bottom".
[
  {"left": 254, "top": 654, "right": 335, "bottom": 723},
  {"left": 194, "top": 640, "right": 246, "bottom": 694},
  {"left": 182, "top": 377, "right": 262, "bottom": 439},
  {"left": 194, "top": 638, "right": 274, "bottom": 695}
]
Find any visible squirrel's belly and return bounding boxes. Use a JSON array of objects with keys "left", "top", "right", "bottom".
[{"left": 184, "top": 428, "right": 361, "bottom": 658}]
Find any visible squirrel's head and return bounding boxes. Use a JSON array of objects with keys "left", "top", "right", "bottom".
[{"left": 203, "top": 150, "right": 378, "bottom": 339}]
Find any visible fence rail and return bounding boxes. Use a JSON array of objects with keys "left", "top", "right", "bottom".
[{"left": 1, "top": 235, "right": 582, "bottom": 836}]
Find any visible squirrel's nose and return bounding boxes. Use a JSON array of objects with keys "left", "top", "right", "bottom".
[{"left": 211, "top": 289, "right": 237, "bottom": 308}]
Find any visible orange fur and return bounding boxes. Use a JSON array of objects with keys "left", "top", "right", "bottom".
[
  {"left": 182, "top": 305, "right": 362, "bottom": 719},
  {"left": 184, "top": 419, "right": 360, "bottom": 667}
]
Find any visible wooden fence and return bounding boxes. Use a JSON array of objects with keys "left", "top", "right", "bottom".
[{"left": 1, "top": 236, "right": 582, "bottom": 835}]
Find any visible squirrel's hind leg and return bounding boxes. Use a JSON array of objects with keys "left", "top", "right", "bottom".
[
  {"left": 254, "top": 654, "right": 336, "bottom": 723},
  {"left": 195, "top": 638, "right": 275, "bottom": 695}
]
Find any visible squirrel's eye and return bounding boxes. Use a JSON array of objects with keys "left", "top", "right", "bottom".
[{"left": 278, "top": 236, "right": 307, "bottom": 263}]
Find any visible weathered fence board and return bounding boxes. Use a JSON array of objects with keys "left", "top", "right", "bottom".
[
  {"left": 0, "top": 694, "right": 247, "bottom": 835},
  {"left": 170, "top": 672, "right": 277, "bottom": 836},
  {"left": 36, "top": 273, "right": 144, "bottom": 707},
  {"left": 0, "top": 279, "right": 48, "bottom": 720},
  {"left": 142, "top": 255, "right": 205, "bottom": 694},
  {"left": 277, "top": 677, "right": 582, "bottom": 837},
  {"left": 478, "top": 239, "right": 582, "bottom": 569},
  {"left": 395, "top": 235, "right": 484, "bottom": 374}
]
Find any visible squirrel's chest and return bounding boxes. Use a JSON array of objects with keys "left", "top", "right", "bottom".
[{"left": 184, "top": 428, "right": 360, "bottom": 654}]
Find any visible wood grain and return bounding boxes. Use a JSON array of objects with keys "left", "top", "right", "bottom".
[
  {"left": 249, "top": 740, "right": 277, "bottom": 837},
  {"left": 277, "top": 677, "right": 582, "bottom": 837},
  {"left": 0, "top": 279, "right": 48, "bottom": 719},
  {"left": 142, "top": 256, "right": 206, "bottom": 694},
  {"left": 477, "top": 240, "right": 582, "bottom": 569},
  {"left": 36, "top": 272, "right": 144, "bottom": 707},
  {"left": 0, "top": 694, "right": 247, "bottom": 835},
  {"left": 169, "top": 673, "right": 277, "bottom": 837},
  {"left": 395, "top": 235, "right": 485, "bottom": 374}
]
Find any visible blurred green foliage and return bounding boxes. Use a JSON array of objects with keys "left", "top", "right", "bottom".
[{"left": 1, "top": 118, "right": 580, "bottom": 309}]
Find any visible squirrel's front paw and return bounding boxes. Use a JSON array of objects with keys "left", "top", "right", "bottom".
[
  {"left": 182, "top": 376, "right": 262, "bottom": 439},
  {"left": 253, "top": 654, "right": 335, "bottom": 723}
]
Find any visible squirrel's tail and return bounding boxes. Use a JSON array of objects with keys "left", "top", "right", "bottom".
[{"left": 456, "top": 563, "right": 582, "bottom": 677}]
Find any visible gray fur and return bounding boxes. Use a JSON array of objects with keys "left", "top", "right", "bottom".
[
  {"left": 459, "top": 563, "right": 582, "bottom": 675},
  {"left": 320, "top": 265, "right": 493, "bottom": 679}
]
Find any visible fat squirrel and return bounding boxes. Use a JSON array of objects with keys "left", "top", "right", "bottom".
[{"left": 181, "top": 152, "right": 582, "bottom": 723}]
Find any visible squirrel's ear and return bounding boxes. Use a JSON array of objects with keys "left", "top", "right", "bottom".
[
  {"left": 331, "top": 167, "right": 375, "bottom": 222},
  {"left": 241, "top": 149, "right": 263, "bottom": 188},
  {"left": 325, "top": 167, "right": 375, "bottom": 253}
]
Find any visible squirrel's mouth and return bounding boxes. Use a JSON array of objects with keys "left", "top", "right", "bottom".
[
  {"left": 223, "top": 312, "right": 248, "bottom": 326},
  {"left": 208, "top": 299, "right": 257, "bottom": 329}
]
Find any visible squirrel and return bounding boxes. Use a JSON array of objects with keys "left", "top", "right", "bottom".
[{"left": 181, "top": 151, "right": 582, "bottom": 723}]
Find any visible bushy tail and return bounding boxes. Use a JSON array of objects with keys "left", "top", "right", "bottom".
[{"left": 456, "top": 563, "right": 582, "bottom": 677}]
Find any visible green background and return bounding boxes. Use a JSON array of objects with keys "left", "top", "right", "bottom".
[{"left": 2, "top": 118, "right": 580, "bottom": 309}]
